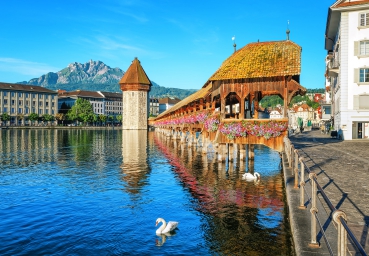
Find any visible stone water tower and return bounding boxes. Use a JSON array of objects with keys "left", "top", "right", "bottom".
[{"left": 119, "top": 57, "right": 152, "bottom": 130}]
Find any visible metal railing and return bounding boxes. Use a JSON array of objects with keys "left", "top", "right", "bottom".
[{"left": 283, "top": 137, "right": 367, "bottom": 256}]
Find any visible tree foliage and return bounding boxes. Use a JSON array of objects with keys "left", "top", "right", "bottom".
[
  {"left": 42, "top": 114, "right": 54, "bottom": 122},
  {"left": 55, "top": 113, "right": 66, "bottom": 121},
  {"left": 66, "top": 98, "right": 94, "bottom": 124},
  {"left": 289, "top": 95, "right": 320, "bottom": 110},
  {"left": 1, "top": 113, "right": 10, "bottom": 121},
  {"left": 28, "top": 113, "right": 39, "bottom": 123},
  {"left": 260, "top": 88, "right": 324, "bottom": 109},
  {"left": 260, "top": 95, "right": 283, "bottom": 108}
]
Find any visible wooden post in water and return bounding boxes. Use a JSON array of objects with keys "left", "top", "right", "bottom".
[
  {"left": 217, "top": 143, "right": 225, "bottom": 162},
  {"left": 239, "top": 144, "right": 245, "bottom": 161},
  {"left": 248, "top": 144, "right": 255, "bottom": 173}
]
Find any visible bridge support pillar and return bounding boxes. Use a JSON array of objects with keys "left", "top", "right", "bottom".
[
  {"left": 240, "top": 144, "right": 246, "bottom": 160},
  {"left": 180, "top": 131, "right": 186, "bottom": 144},
  {"left": 202, "top": 136, "right": 209, "bottom": 154},
  {"left": 217, "top": 143, "right": 226, "bottom": 162}
]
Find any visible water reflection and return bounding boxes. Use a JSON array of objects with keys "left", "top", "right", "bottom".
[
  {"left": 121, "top": 130, "right": 149, "bottom": 196},
  {"left": 0, "top": 129, "right": 292, "bottom": 255},
  {"left": 154, "top": 132, "right": 292, "bottom": 255}
]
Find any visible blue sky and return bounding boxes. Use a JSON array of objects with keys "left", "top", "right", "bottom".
[{"left": 1, "top": 0, "right": 332, "bottom": 90}]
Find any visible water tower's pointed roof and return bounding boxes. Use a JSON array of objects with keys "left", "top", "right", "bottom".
[{"left": 119, "top": 57, "right": 151, "bottom": 85}]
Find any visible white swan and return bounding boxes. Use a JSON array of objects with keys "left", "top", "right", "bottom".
[
  {"left": 156, "top": 217, "right": 179, "bottom": 234},
  {"left": 242, "top": 172, "right": 260, "bottom": 182}
]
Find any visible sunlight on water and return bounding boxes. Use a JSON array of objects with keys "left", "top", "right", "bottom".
[{"left": 0, "top": 129, "right": 292, "bottom": 255}]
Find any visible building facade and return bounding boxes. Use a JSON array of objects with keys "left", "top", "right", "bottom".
[
  {"left": 0, "top": 82, "right": 58, "bottom": 125},
  {"left": 58, "top": 90, "right": 123, "bottom": 118},
  {"left": 325, "top": 0, "right": 369, "bottom": 139},
  {"left": 149, "top": 98, "right": 159, "bottom": 116},
  {"left": 158, "top": 97, "right": 181, "bottom": 114}
]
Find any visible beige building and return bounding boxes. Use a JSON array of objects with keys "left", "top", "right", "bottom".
[{"left": 0, "top": 82, "right": 58, "bottom": 125}]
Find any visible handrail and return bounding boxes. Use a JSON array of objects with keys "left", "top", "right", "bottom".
[{"left": 283, "top": 137, "right": 367, "bottom": 256}]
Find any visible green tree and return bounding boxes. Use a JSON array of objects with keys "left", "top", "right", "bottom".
[
  {"left": 99, "top": 114, "right": 107, "bottom": 126},
  {"left": 42, "top": 114, "right": 54, "bottom": 125},
  {"left": 28, "top": 113, "right": 39, "bottom": 126},
  {"left": 93, "top": 114, "right": 98, "bottom": 126},
  {"left": 1, "top": 113, "right": 10, "bottom": 126},
  {"left": 260, "top": 95, "right": 284, "bottom": 108},
  {"left": 66, "top": 98, "right": 94, "bottom": 125},
  {"left": 108, "top": 115, "right": 114, "bottom": 126},
  {"left": 116, "top": 115, "right": 122, "bottom": 124}
]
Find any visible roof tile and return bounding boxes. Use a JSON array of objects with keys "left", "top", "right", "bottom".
[
  {"left": 119, "top": 57, "right": 151, "bottom": 85},
  {"left": 209, "top": 40, "right": 301, "bottom": 81}
]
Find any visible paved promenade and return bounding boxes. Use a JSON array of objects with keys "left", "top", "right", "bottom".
[{"left": 284, "top": 129, "right": 369, "bottom": 255}]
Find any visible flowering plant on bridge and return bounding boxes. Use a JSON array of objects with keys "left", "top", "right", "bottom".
[
  {"left": 195, "top": 111, "right": 210, "bottom": 124},
  {"left": 243, "top": 120, "right": 288, "bottom": 139},
  {"left": 219, "top": 122, "right": 247, "bottom": 140},
  {"left": 204, "top": 115, "right": 220, "bottom": 132}
]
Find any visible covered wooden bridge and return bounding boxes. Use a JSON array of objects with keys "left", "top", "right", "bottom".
[{"left": 152, "top": 39, "right": 306, "bottom": 158}]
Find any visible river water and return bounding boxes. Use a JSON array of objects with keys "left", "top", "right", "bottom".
[{"left": 0, "top": 129, "right": 293, "bottom": 255}]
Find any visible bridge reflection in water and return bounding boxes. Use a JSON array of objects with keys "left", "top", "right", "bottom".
[{"left": 151, "top": 130, "right": 293, "bottom": 254}]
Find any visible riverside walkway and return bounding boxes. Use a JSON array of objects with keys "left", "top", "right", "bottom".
[{"left": 284, "top": 129, "right": 369, "bottom": 255}]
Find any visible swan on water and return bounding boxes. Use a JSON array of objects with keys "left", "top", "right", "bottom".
[
  {"left": 242, "top": 172, "right": 260, "bottom": 182},
  {"left": 156, "top": 218, "right": 179, "bottom": 234}
]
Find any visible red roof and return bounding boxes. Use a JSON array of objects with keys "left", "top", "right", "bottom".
[
  {"left": 0, "top": 82, "right": 57, "bottom": 94},
  {"left": 119, "top": 57, "right": 151, "bottom": 85},
  {"left": 58, "top": 90, "right": 103, "bottom": 98},
  {"left": 334, "top": 0, "right": 369, "bottom": 8}
]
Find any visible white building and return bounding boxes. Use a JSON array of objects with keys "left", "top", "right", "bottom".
[
  {"left": 325, "top": 0, "right": 369, "bottom": 139},
  {"left": 58, "top": 90, "right": 122, "bottom": 118},
  {"left": 269, "top": 107, "right": 283, "bottom": 119}
]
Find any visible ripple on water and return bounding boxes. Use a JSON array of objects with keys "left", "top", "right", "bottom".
[{"left": 0, "top": 130, "right": 292, "bottom": 256}]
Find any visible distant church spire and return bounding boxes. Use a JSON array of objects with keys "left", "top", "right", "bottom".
[
  {"left": 232, "top": 36, "right": 236, "bottom": 52},
  {"left": 286, "top": 20, "right": 290, "bottom": 40}
]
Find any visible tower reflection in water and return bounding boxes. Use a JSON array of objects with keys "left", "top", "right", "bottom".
[{"left": 121, "top": 130, "right": 150, "bottom": 195}]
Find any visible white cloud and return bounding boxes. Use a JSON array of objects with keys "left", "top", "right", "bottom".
[
  {"left": 96, "top": 36, "right": 144, "bottom": 51},
  {"left": 0, "top": 58, "right": 60, "bottom": 77}
]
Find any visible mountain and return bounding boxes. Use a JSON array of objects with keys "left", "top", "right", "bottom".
[{"left": 19, "top": 60, "right": 196, "bottom": 99}]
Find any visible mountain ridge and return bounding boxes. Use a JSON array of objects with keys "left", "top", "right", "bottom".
[{"left": 18, "top": 60, "right": 196, "bottom": 99}]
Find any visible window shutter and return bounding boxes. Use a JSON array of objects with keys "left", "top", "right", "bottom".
[
  {"left": 366, "top": 13, "right": 369, "bottom": 26},
  {"left": 360, "top": 95, "right": 369, "bottom": 109},
  {"left": 354, "top": 41, "right": 359, "bottom": 56},
  {"left": 353, "top": 95, "right": 359, "bottom": 110},
  {"left": 354, "top": 68, "right": 359, "bottom": 83}
]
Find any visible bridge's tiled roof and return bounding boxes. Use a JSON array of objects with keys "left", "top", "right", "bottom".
[
  {"left": 156, "top": 82, "right": 213, "bottom": 119},
  {"left": 208, "top": 40, "right": 301, "bottom": 82}
]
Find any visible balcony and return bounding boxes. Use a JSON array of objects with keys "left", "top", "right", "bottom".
[{"left": 326, "top": 51, "right": 340, "bottom": 77}]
